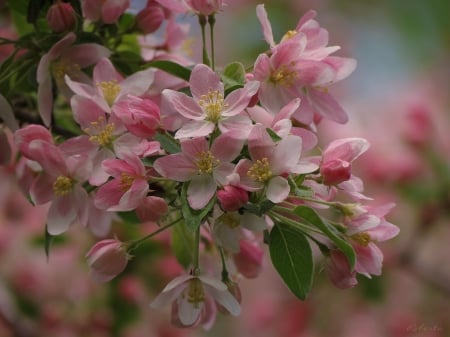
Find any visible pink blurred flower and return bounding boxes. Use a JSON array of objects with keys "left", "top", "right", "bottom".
[
  {"left": 86, "top": 239, "right": 130, "bottom": 282},
  {"left": 136, "top": 2, "right": 165, "bottom": 34},
  {"left": 82, "top": 0, "right": 130, "bottom": 24},
  {"left": 46, "top": 1, "right": 76, "bottom": 32},
  {"left": 232, "top": 239, "right": 264, "bottom": 278},
  {"left": 162, "top": 64, "right": 259, "bottom": 139},
  {"left": 154, "top": 133, "right": 243, "bottom": 209},
  {"left": 151, "top": 274, "right": 240, "bottom": 327},
  {"left": 325, "top": 249, "right": 357, "bottom": 289},
  {"left": 37, "top": 33, "right": 110, "bottom": 126}
]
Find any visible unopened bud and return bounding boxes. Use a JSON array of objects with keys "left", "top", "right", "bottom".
[
  {"left": 233, "top": 239, "right": 264, "bottom": 278},
  {"left": 46, "top": 2, "right": 76, "bottom": 33},
  {"left": 320, "top": 159, "right": 351, "bottom": 185},
  {"left": 217, "top": 185, "right": 248, "bottom": 211},
  {"left": 136, "top": 4, "right": 165, "bottom": 34}
]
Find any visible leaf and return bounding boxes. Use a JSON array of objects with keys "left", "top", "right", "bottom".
[
  {"left": 44, "top": 225, "right": 53, "bottom": 262},
  {"left": 180, "top": 182, "right": 215, "bottom": 231},
  {"left": 147, "top": 60, "right": 191, "bottom": 82},
  {"left": 26, "top": 0, "right": 46, "bottom": 24},
  {"left": 294, "top": 205, "right": 356, "bottom": 269},
  {"left": 171, "top": 220, "right": 195, "bottom": 268},
  {"left": 154, "top": 132, "right": 180, "bottom": 154},
  {"left": 269, "top": 224, "right": 314, "bottom": 300},
  {"left": 221, "top": 62, "right": 246, "bottom": 89}
]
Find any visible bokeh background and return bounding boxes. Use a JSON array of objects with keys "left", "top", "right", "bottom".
[{"left": 1, "top": 0, "right": 450, "bottom": 336}]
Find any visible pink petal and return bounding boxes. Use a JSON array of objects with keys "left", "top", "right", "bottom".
[
  {"left": 94, "top": 179, "right": 125, "bottom": 210},
  {"left": 63, "top": 43, "right": 111, "bottom": 68},
  {"left": 47, "top": 194, "right": 77, "bottom": 235},
  {"left": 354, "top": 243, "right": 383, "bottom": 277},
  {"left": 70, "top": 95, "right": 107, "bottom": 127},
  {"left": 0, "top": 95, "right": 19, "bottom": 131},
  {"left": 248, "top": 124, "right": 274, "bottom": 161},
  {"left": 119, "top": 68, "right": 155, "bottom": 99},
  {"left": 308, "top": 89, "right": 349, "bottom": 124},
  {"left": 205, "top": 286, "right": 241, "bottom": 316},
  {"left": 323, "top": 56, "right": 357, "bottom": 82},
  {"left": 187, "top": 174, "right": 216, "bottom": 209},
  {"left": 190, "top": 64, "right": 223, "bottom": 102},
  {"left": 29, "top": 173, "right": 54, "bottom": 205},
  {"left": 163, "top": 89, "right": 204, "bottom": 120},
  {"left": 89, "top": 149, "right": 115, "bottom": 186},
  {"left": 270, "top": 135, "right": 302, "bottom": 175},
  {"left": 48, "top": 32, "right": 76, "bottom": 60},
  {"left": 211, "top": 132, "right": 244, "bottom": 162},
  {"left": 323, "top": 138, "right": 370, "bottom": 163},
  {"left": 175, "top": 120, "right": 215, "bottom": 139},
  {"left": 153, "top": 153, "right": 197, "bottom": 181},
  {"left": 218, "top": 115, "right": 254, "bottom": 140},
  {"left": 38, "top": 77, "right": 53, "bottom": 127},
  {"left": 93, "top": 57, "right": 123, "bottom": 83},
  {"left": 266, "top": 176, "right": 290, "bottom": 203},
  {"left": 109, "top": 178, "right": 148, "bottom": 211},
  {"left": 221, "top": 81, "right": 259, "bottom": 117},
  {"left": 256, "top": 4, "right": 275, "bottom": 48},
  {"left": 177, "top": 296, "right": 202, "bottom": 326}
]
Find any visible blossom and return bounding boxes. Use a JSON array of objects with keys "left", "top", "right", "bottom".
[
  {"left": 86, "top": 239, "right": 130, "bottom": 282},
  {"left": 153, "top": 133, "right": 243, "bottom": 209},
  {"left": 37, "top": 33, "right": 110, "bottom": 126},
  {"left": 162, "top": 64, "right": 259, "bottom": 139},
  {"left": 151, "top": 274, "right": 240, "bottom": 327},
  {"left": 232, "top": 239, "right": 265, "bottom": 279},
  {"left": 217, "top": 185, "right": 248, "bottom": 212},
  {"left": 65, "top": 57, "right": 155, "bottom": 114},
  {"left": 81, "top": 0, "right": 130, "bottom": 24}
]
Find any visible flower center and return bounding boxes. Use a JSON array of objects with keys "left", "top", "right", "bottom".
[
  {"left": 247, "top": 157, "right": 272, "bottom": 182},
  {"left": 84, "top": 117, "right": 115, "bottom": 147},
  {"left": 351, "top": 232, "right": 371, "bottom": 247},
  {"left": 53, "top": 175, "right": 74, "bottom": 196},
  {"left": 119, "top": 173, "right": 135, "bottom": 191},
  {"left": 218, "top": 212, "right": 240, "bottom": 229},
  {"left": 281, "top": 30, "right": 298, "bottom": 42},
  {"left": 51, "top": 59, "right": 81, "bottom": 87},
  {"left": 270, "top": 64, "right": 297, "bottom": 87},
  {"left": 187, "top": 278, "right": 205, "bottom": 308},
  {"left": 198, "top": 90, "right": 228, "bottom": 123},
  {"left": 195, "top": 151, "right": 219, "bottom": 174},
  {"left": 97, "top": 80, "right": 121, "bottom": 106}
]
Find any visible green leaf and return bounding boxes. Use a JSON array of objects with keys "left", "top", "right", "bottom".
[
  {"left": 147, "top": 60, "right": 191, "bottom": 82},
  {"left": 171, "top": 220, "right": 195, "bottom": 268},
  {"left": 293, "top": 205, "right": 356, "bottom": 269},
  {"left": 44, "top": 225, "right": 53, "bottom": 261},
  {"left": 117, "top": 211, "right": 141, "bottom": 225},
  {"left": 154, "top": 132, "right": 181, "bottom": 154},
  {"left": 180, "top": 182, "right": 215, "bottom": 231},
  {"left": 269, "top": 224, "right": 314, "bottom": 300},
  {"left": 266, "top": 127, "right": 282, "bottom": 142},
  {"left": 221, "top": 61, "right": 246, "bottom": 90}
]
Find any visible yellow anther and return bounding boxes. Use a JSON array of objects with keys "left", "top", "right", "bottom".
[
  {"left": 281, "top": 30, "right": 298, "bottom": 42},
  {"left": 351, "top": 232, "right": 371, "bottom": 247},
  {"left": 53, "top": 175, "right": 74, "bottom": 196},
  {"left": 119, "top": 173, "right": 135, "bottom": 191},
  {"left": 218, "top": 212, "right": 241, "bottom": 229},
  {"left": 198, "top": 90, "right": 228, "bottom": 123},
  {"left": 51, "top": 59, "right": 81, "bottom": 86},
  {"left": 84, "top": 117, "right": 115, "bottom": 147},
  {"left": 186, "top": 278, "right": 205, "bottom": 308},
  {"left": 270, "top": 65, "right": 297, "bottom": 87},
  {"left": 97, "top": 80, "right": 121, "bottom": 106},
  {"left": 247, "top": 157, "right": 272, "bottom": 183},
  {"left": 195, "top": 151, "right": 219, "bottom": 174}
]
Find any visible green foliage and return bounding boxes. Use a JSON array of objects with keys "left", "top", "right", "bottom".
[
  {"left": 269, "top": 223, "right": 314, "bottom": 300},
  {"left": 294, "top": 205, "right": 356, "bottom": 269},
  {"left": 147, "top": 60, "right": 192, "bottom": 82},
  {"left": 171, "top": 220, "right": 195, "bottom": 268},
  {"left": 180, "top": 182, "right": 216, "bottom": 232},
  {"left": 154, "top": 132, "right": 181, "bottom": 154},
  {"left": 221, "top": 61, "right": 246, "bottom": 94}
]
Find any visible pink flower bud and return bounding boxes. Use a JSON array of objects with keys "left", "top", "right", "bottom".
[
  {"left": 325, "top": 249, "right": 357, "bottom": 289},
  {"left": 46, "top": 2, "right": 76, "bottom": 33},
  {"left": 233, "top": 239, "right": 264, "bottom": 278},
  {"left": 217, "top": 185, "right": 248, "bottom": 211},
  {"left": 86, "top": 239, "right": 130, "bottom": 282},
  {"left": 320, "top": 158, "right": 352, "bottom": 185},
  {"left": 136, "top": 3, "right": 165, "bottom": 34},
  {"left": 136, "top": 196, "right": 168, "bottom": 222},
  {"left": 187, "top": 0, "right": 224, "bottom": 16}
]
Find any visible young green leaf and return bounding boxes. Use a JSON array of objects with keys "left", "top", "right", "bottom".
[
  {"left": 221, "top": 61, "right": 246, "bottom": 89},
  {"left": 269, "top": 224, "right": 314, "bottom": 300},
  {"left": 147, "top": 60, "right": 192, "bottom": 82},
  {"left": 171, "top": 220, "right": 195, "bottom": 268},
  {"left": 180, "top": 182, "right": 216, "bottom": 231},
  {"left": 154, "top": 132, "right": 181, "bottom": 154},
  {"left": 294, "top": 205, "right": 356, "bottom": 269}
]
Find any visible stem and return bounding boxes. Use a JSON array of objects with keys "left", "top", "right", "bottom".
[
  {"left": 269, "top": 210, "right": 322, "bottom": 235},
  {"left": 198, "top": 15, "right": 211, "bottom": 66},
  {"left": 208, "top": 14, "right": 216, "bottom": 70},
  {"left": 288, "top": 195, "right": 337, "bottom": 208},
  {"left": 192, "top": 227, "right": 201, "bottom": 276},
  {"left": 128, "top": 217, "right": 182, "bottom": 251},
  {"left": 219, "top": 247, "right": 229, "bottom": 282}
]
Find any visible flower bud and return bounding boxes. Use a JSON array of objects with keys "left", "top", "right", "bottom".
[
  {"left": 46, "top": 2, "right": 76, "bottom": 33},
  {"left": 136, "top": 3, "right": 165, "bottom": 34},
  {"left": 325, "top": 250, "right": 357, "bottom": 289},
  {"left": 187, "top": 0, "right": 224, "bottom": 16},
  {"left": 86, "top": 239, "right": 130, "bottom": 282},
  {"left": 232, "top": 239, "right": 264, "bottom": 278},
  {"left": 217, "top": 185, "right": 248, "bottom": 211},
  {"left": 136, "top": 196, "right": 168, "bottom": 222},
  {"left": 320, "top": 158, "right": 351, "bottom": 185}
]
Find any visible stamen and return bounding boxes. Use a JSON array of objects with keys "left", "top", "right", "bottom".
[
  {"left": 198, "top": 90, "right": 228, "bottom": 123},
  {"left": 195, "top": 151, "right": 219, "bottom": 174},
  {"left": 281, "top": 30, "right": 298, "bottom": 42},
  {"left": 351, "top": 232, "right": 371, "bottom": 247},
  {"left": 218, "top": 212, "right": 240, "bottom": 229},
  {"left": 53, "top": 175, "right": 74, "bottom": 196},
  {"left": 270, "top": 64, "right": 298, "bottom": 87},
  {"left": 187, "top": 278, "right": 205, "bottom": 308},
  {"left": 51, "top": 59, "right": 81, "bottom": 87},
  {"left": 97, "top": 80, "right": 121, "bottom": 106},
  {"left": 119, "top": 173, "right": 135, "bottom": 191},
  {"left": 84, "top": 117, "right": 115, "bottom": 147},
  {"left": 247, "top": 157, "right": 272, "bottom": 182}
]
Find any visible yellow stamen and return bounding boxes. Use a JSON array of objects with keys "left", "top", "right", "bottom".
[
  {"left": 351, "top": 232, "right": 371, "bottom": 247},
  {"left": 218, "top": 212, "right": 241, "bottom": 229},
  {"left": 281, "top": 30, "right": 298, "bottom": 42},
  {"left": 119, "top": 173, "right": 135, "bottom": 191},
  {"left": 84, "top": 117, "right": 115, "bottom": 147},
  {"left": 51, "top": 59, "right": 81, "bottom": 87},
  {"left": 247, "top": 157, "right": 272, "bottom": 183},
  {"left": 186, "top": 278, "right": 205, "bottom": 308},
  {"left": 198, "top": 90, "right": 228, "bottom": 123},
  {"left": 195, "top": 151, "right": 219, "bottom": 174},
  {"left": 53, "top": 175, "right": 74, "bottom": 196},
  {"left": 97, "top": 80, "right": 121, "bottom": 106},
  {"left": 270, "top": 64, "right": 298, "bottom": 87}
]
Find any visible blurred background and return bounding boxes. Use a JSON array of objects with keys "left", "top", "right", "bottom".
[{"left": 1, "top": 0, "right": 450, "bottom": 336}]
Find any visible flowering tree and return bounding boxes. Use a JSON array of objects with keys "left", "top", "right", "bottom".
[{"left": 0, "top": 0, "right": 399, "bottom": 331}]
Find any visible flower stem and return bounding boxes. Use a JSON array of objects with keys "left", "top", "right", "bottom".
[
  {"left": 198, "top": 15, "right": 211, "bottom": 67},
  {"left": 219, "top": 247, "right": 229, "bottom": 282},
  {"left": 208, "top": 14, "right": 216, "bottom": 71},
  {"left": 192, "top": 227, "right": 201, "bottom": 276}
]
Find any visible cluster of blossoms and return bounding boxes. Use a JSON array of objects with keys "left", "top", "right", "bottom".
[{"left": 0, "top": 0, "right": 398, "bottom": 329}]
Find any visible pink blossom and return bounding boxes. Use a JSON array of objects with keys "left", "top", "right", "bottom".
[
  {"left": 65, "top": 57, "right": 155, "bottom": 114},
  {"left": 320, "top": 138, "right": 370, "bottom": 185},
  {"left": 325, "top": 249, "right": 357, "bottom": 289},
  {"left": 94, "top": 155, "right": 150, "bottom": 212},
  {"left": 151, "top": 274, "right": 240, "bottom": 327},
  {"left": 86, "top": 239, "right": 130, "bottom": 282},
  {"left": 82, "top": 0, "right": 130, "bottom": 24},
  {"left": 136, "top": 196, "right": 168, "bottom": 222},
  {"left": 162, "top": 64, "right": 259, "bottom": 139},
  {"left": 232, "top": 124, "right": 315, "bottom": 203},
  {"left": 37, "top": 33, "right": 110, "bottom": 126},
  {"left": 217, "top": 185, "right": 248, "bottom": 212},
  {"left": 232, "top": 239, "right": 264, "bottom": 278},
  {"left": 153, "top": 133, "right": 244, "bottom": 209},
  {"left": 46, "top": 1, "right": 76, "bottom": 32},
  {"left": 186, "top": 0, "right": 225, "bottom": 15}
]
